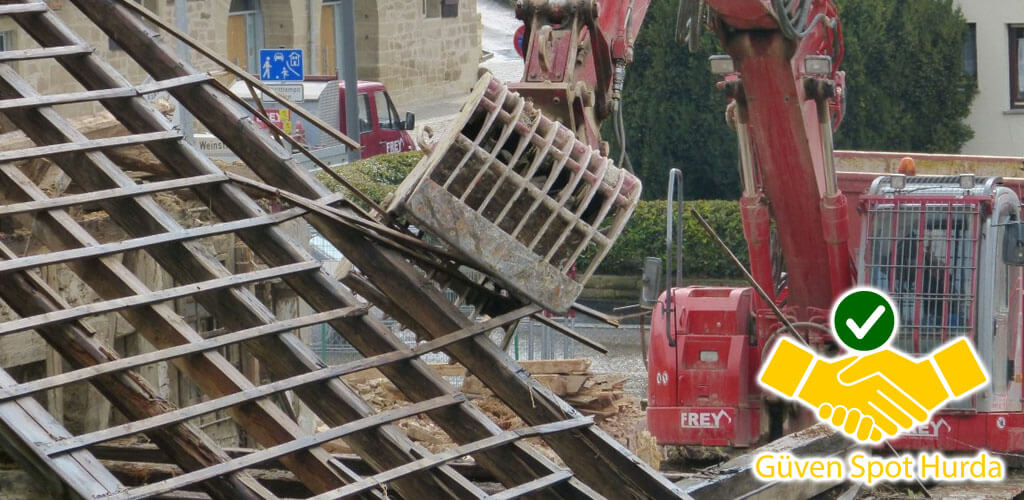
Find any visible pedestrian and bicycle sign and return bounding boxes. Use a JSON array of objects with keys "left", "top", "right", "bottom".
[{"left": 259, "top": 49, "right": 303, "bottom": 82}]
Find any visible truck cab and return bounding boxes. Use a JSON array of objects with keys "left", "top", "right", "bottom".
[
  {"left": 338, "top": 81, "right": 416, "bottom": 157},
  {"left": 220, "top": 77, "right": 415, "bottom": 162}
]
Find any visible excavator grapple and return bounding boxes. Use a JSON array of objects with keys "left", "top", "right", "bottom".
[{"left": 389, "top": 75, "right": 641, "bottom": 312}]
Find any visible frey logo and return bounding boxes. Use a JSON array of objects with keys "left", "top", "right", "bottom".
[
  {"left": 681, "top": 410, "right": 732, "bottom": 429},
  {"left": 904, "top": 418, "right": 951, "bottom": 438}
]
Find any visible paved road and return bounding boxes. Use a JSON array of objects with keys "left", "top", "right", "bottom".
[{"left": 408, "top": 0, "right": 524, "bottom": 137}]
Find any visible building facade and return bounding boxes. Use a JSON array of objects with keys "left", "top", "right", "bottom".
[
  {"left": 957, "top": 0, "right": 1024, "bottom": 157},
  {"left": 0, "top": 0, "right": 481, "bottom": 112}
]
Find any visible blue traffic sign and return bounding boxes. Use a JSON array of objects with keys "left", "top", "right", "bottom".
[{"left": 259, "top": 49, "right": 304, "bottom": 82}]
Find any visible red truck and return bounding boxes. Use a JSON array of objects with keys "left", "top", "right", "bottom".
[
  {"left": 333, "top": 80, "right": 416, "bottom": 157},
  {"left": 211, "top": 77, "right": 415, "bottom": 162}
]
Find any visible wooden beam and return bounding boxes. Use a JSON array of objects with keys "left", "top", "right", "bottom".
[
  {"left": 0, "top": 172, "right": 226, "bottom": 217},
  {"left": 0, "top": 261, "right": 320, "bottom": 338},
  {"left": 120, "top": 395, "right": 466, "bottom": 500},
  {"left": 44, "top": 306, "right": 536, "bottom": 456},
  {"left": 0, "top": 44, "right": 90, "bottom": 62},
  {"left": 40, "top": 2, "right": 589, "bottom": 497},
  {"left": 677, "top": 424, "right": 852, "bottom": 500},
  {"left": 0, "top": 308, "right": 367, "bottom": 402},
  {"left": 309, "top": 418, "right": 594, "bottom": 500},
  {"left": 0, "top": 130, "right": 179, "bottom": 163},
  {"left": 0, "top": 11, "right": 474, "bottom": 497},
  {"left": 0, "top": 244, "right": 271, "bottom": 499},
  {"left": 0, "top": 202, "right": 304, "bottom": 275},
  {"left": 0, "top": 73, "right": 210, "bottom": 111},
  {"left": 0, "top": 3, "right": 47, "bottom": 15},
  {"left": 0, "top": 368, "right": 123, "bottom": 499},
  {"left": 89, "top": 444, "right": 497, "bottom": 483},
  {"left": 489, "top": 471, "right": 575, "bottom": 500}
]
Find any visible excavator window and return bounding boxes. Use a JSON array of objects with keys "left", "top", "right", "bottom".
[{"left": 864, "top": 201, "right": 979, "bottom": 354}]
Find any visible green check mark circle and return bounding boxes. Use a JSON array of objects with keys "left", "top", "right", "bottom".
[{"left": 831, "top": 288, "right": 898, "bottom": 352}]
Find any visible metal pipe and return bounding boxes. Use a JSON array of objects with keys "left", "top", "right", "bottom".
[
  {"left": 307, "top": 0, "right": 317, "bottom": 75},
  {"left": 818, "top": 99, "right": 838, "bottom": 196},
  {"left": 173, "top": 0, "right": 193, "bottom": 144},
  {"left": 734, "top": 105, "right": 757, "bottom": 197},
  {"left": 692, "top": 209, "right": 810, "bottom": 346},
  {"left": 664, "top": 168, "right": 684, "bottom": 347},
  {"left": 339, "top": 0, "right": 360, "bottom": 161}
]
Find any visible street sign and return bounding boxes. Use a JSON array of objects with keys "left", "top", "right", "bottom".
[
  {"left": 259, "top": 48, "right": 304, "bottom": 82},
  {"left": 267, "top": 83, "right": 304, "bottom": 102}
]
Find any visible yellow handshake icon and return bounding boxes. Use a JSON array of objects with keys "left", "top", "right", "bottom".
[{"left": 759, "top": 337, "right": 988, "bottom": 442}]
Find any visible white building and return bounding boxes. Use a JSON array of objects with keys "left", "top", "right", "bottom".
[{"left": 957, "top": 1, "right": 1024, "bottom": 156}]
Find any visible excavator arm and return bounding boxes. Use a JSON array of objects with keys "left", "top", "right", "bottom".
[
  {"left": 513, "top": 0, "right": 651, "bottom": 153},
  {"left": 704, "top": 0, "right": 850, "bottom": 315},
  {"left": 514, "top": 0, "right": 849, "bottom": 315}
]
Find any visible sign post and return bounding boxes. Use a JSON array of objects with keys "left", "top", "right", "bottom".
[{"left": 258, "top": 48, "right": 304, "bottom": 82}]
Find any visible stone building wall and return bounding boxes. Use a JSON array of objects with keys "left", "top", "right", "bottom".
[
  {"left": 356, "top": 0, "right": 482, "bottom": 106},
  {"left": 0, "top": 0, "right": 482, "bottom": 121}
]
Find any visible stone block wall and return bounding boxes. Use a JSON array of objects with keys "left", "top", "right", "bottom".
[{"left": 356, "top": 0, "right": 481, "bottom": 107}]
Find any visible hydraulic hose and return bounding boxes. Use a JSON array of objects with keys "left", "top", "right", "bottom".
[{"left": 771, "top": 0, "right": 835, "bottom": 40}]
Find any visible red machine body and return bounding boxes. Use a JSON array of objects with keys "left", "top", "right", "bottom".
[
  {"left": 512, "top": 0, "right": 1024, "bottom": 454},
  {"left": 643, "top": 0, "right": 1024, "bottom": 454},
  {"left": 647, "top": 287, "right": 760, "bottom": 446},
  {"left": 513, "top": 0, "right": 650, "bottom": 151}
]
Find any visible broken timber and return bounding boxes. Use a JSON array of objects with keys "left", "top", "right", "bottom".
[
  {"left": 677, "top": 423, "right": 854, "bottom": 500},
  {"left": 0, "top": 0, "right": 683, "bottom": 498}
]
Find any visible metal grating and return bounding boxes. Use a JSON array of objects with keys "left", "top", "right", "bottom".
[
  {"left": 0, "top": 1, "right": 682, "bottom": 499},
  {"left": 863, "top": 199, "right": 980, "bottom": 354},
  {"left": 389, "top": 75, "right": 641, "bottom": 313}
]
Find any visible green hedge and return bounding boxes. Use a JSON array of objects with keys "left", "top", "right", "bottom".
[
  {"left": 315, "top": 152, "right": 423, "bottom": 206},
  {"left": 314, "top": 154, "right": 748, "bottom": 280},
  {"left": 582, "top": 199, "right": 748, "bottom": 278}
]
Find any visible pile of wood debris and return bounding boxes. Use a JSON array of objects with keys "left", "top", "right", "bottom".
[{"left": 325, "top": 359, "right": 662, "bottom": 468}]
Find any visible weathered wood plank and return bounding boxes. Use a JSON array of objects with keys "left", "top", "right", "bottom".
[
  {"left": 120, "top": 395, "right": 466, "bottom": 500},
  {"left": 44, "top": 306, "right": 536, "bottom": 456},
  {"left": 0, "top": 44, "right": 90, "bottom": 62},
  {"left": 0, "top": 11, "right": 474, "bottom": 497},
  {"left": 0, "top": 368, "right": 123, "bottom": 499},
  {"left": 46, "top": 2, "right": 589, "bottom": 497},
  {"left": 89, "top": 444, "right": 496, "bottom": 483},
  {"left": 0, "top": 3, "right": 47, "bottom": 15},
  {"left": 0, "top": 172, "right": 226, "bottom": 217},
  {"left": 677, "top": 424, "right": 852, "bottom": 500},
  {"left": 488, "top": 471, "right": 575, "bottom": 500},
  {"left": 0, "top": 130, "right": 179, "bottom": 163},
  {"left": 0, "top": 202, "right": 302, "bottom": 275},
  {"left": 0, "top": 73, "right": 210, "bottom": 111},
  {"left": 0, "top": 308, "right": 366, "bottom": 402},
  {"left": 0, "top": 261, "right": 320, "bottom": 338},
  {"left": 308, "top": 418, "right": 595, "bottom": 500}
]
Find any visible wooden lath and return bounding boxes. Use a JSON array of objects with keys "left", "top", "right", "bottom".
[
  {"left": 0, "top": 0, "right": 686, "bottom": 498},
  {"left": 0, "top": 11, "right": 477, "bottom": 497}
]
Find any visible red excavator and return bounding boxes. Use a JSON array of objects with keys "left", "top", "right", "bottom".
[
  {"left": 642, "top": 0, "right": 1024, "bottom": 455},
  {"left": 506, "top": 0, "right": 1024, "bottom": 455},
  {"left": 398, "top": 0, "right": 1024, "bottom": 458}
]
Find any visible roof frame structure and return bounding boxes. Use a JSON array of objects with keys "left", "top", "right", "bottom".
[{"left": 0, "top": 1, "right": 687, "bottom": 498}]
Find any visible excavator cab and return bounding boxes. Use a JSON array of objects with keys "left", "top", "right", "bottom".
[{"left": 858, "top": 174, "right": 1024, "bottom": 450}]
